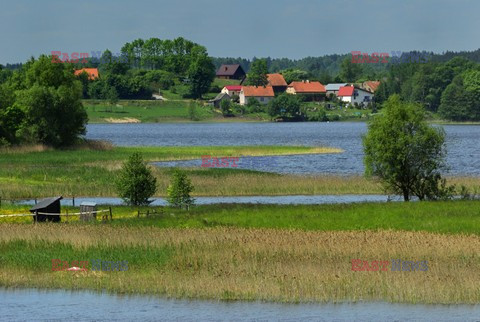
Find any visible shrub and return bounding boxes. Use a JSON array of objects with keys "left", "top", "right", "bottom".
[
  {"left": 167, "top": 169, "right": 195, "bottom": 210},
  {"left": 220, "top": 99, "right": 234, "bottom": 117},
  {"left": 115, "top": 153, "right": 157, "bottom": 206}
]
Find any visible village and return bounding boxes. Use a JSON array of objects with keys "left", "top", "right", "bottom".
[{"left": 210, "top": 63, "right": 380, "bottom": 108}]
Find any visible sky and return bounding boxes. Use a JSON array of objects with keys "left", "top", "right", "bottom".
[{"left": 1, "top": 0, "right": 480, "bottom": 64}]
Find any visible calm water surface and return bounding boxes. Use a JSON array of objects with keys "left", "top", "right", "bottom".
[
  {"left": 86, "top": 122, "right": 480, "bottom": 176},
  {"left": 1, "top": 288, "right": 479, "bottom": 322}
]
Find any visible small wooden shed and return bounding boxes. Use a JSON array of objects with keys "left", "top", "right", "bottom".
[
  {"left": 80, "top": 202, "right": 97, "bottom": 222},
  {"left": 30, "top": 196, "right": 63, "bottom": 222}
]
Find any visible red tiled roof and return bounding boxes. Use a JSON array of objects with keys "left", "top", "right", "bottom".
[
  {"left": 242, "top": 86, "right": 275, "bottom": 97},
  {"left": 288, "top": 81, "right": 326, "bottom": 93},
  {"left": 337, "top": 86, "right": 355, "bottom": 96},
  {"left": 225, "top": 85, "right": 242, "bottom": 91},
  {"left": 267, "top": 73, "right": 287, "bottom": 87},
  {"left": 364, "top": 81, "right": 381, "bottom": 92},
  {"left": 74, "top": 68, "right": 99, "bottom": 80}
]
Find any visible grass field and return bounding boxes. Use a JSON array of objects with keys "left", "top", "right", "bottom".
[
  {"left": 83, "top": 100, "right": 216, "bottom": 123},
  {"left": 1, "top": 201, "right": 479, "bottom": 303}
]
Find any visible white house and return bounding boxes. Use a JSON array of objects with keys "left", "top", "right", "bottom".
[
  {"left": 221, "top": 85, "right": 242, "bottom": 97},
  {"left": 239, "top": 86, "right": 275, "bottom": 105},
  {"left": 337, "top": 85, "right": 373, "bottom": 107}
]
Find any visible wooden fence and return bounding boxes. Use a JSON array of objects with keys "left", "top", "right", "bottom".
[{"left": 0, "top": 208, "right": 113, "bottom": 222}]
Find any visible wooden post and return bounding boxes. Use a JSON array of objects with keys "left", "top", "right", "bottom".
[
  {"left": 34, "top": 198, "right": 37, "bottom": 205},
  {"left": 34, "top": 211, "right": 38, "bottom": 224},
  {"left": 66, "top": 209, "right": 68, "bottom": 222},
  {"left": 72, "top": 196, "right": 75, "bottom": 207},
  {"left": 109, "top": 207, "right": 112, "bottom": 221},
  {"left": 147, "top": 210, "right": 149, "bottom": 217},
  {"left": 137, "top": 210, "right": 140, "bottom": 218}
]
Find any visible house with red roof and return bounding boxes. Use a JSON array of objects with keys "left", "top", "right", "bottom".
[
  {"left": 267, "top": 73, "right": 288, "bottom": 94},
  {"left": 216, "top": 64, "right": 246, "bottom": 80},
  {"left": 74, "top": 68, "right": 99, "bottom": 80},
  {"left": 221, "top": 85, "right": 242, "bottom": 97},
  {"left": 286, "top": 80, "right": 326, "bottom": 101},
  {"left": 239, "top": 86, "right": 275, "bottom": 105},
  {"left": 337, "top": 85, "right": 373, "bottom": 107}
]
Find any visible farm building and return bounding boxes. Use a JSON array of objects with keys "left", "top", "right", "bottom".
[
  {"left": 267, "top": 73, "right": 288, "bottom": 94},
  {"left": 221, "top": 85, "right": 242, "bottom": 97},
  {"left": 74, "top": 68, "right": 99, "bottom": 80},
  {"left": 286, "top": 80, "right": 326, "bottom": 101},
  {"left": 362, "top": 81, "right": 381, "bottom": 93},
  {"left": 325, "top": 83, "right": 347, "bottom": 96},
  {"left": 209, "top": 92, "right": 231, "bottom": 108},
  {"left": 239, "top": 86, "right": 275, "bottom": 105},
  {"left": 215, "top": 64, "right": 246, "bottom": 80},
  {"left": 30, "top": 196, "right": 63, "bottom": 222}
]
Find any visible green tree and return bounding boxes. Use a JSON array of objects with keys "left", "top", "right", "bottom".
[
  {"left": 187, "top": 47, "right": 215, "bottom": 99},
  {"left": 246, "top": 58, "right": 269, "bottom": 86},
  {"left": 167, "top": 169, "right": 195, "bottom": 210},
  {"left": 339, "top": 58, "right": 363, "bottom": 83},
  {"left": 11, "top": 55, "right": 88, "bottom": 146},
  {"left": 438, "top": 75, "right": 469, "bottom": 121},
  {"left": 268, "top": 93, "right": 304, "bottom": 120},
  {"left": 363, "top": 95, "right": 452, "bottom": 201},
  {"left": 280, "top": 68, "right": 310, "bottom": 84},
  {"left": 115, "top": 152, "right": 157, "bottom": 206}
]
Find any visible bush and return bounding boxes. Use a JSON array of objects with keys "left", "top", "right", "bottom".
[
  {"left": 232, "top": 103, "right": 246, "bottom": 115},
  {"left": 115, "top": 153, "right": 157, "bottom": 206},
  {"left": 246, "top": 98, "right": 263, "bottom": 113},
  {"left": 307, "top": 108, "right": 329, "bottom": 122},
  {"left": 167, "top": 169, "right": 195, "bottom": 210},
  {"left": 220, "top": 99, "right": 234, "bottom": 117}
]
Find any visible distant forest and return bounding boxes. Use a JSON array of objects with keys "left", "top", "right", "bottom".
[{"left": 212, "top": 48, "right": 480, "bottom": 80}]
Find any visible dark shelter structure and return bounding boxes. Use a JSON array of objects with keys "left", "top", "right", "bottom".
[{"left": 30, "top": 196, "right": 63, "bottom": 222}]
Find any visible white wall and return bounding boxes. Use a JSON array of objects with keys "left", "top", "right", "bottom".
[{"left": 239, "top": 93, "right": 273, "bottom": 105}]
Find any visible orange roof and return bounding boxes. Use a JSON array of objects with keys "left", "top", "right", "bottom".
[
  {"left": 364, "top": 81, "right": 381, "bottom": 92},
  {"left": 288, "top": 81, "right": 325, "bottom": 93},
  {"left": 242, "top": 86, "right": 275, "bottom": 97},
  {"left": 74, "top": 68, "right": 99, "bottom": 80},
  {"left": 267, "top": 73, "right": 287, "bottom": 87}
]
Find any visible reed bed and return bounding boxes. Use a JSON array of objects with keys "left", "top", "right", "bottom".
[{"left": 0, "top": 225, "right": 478, "bottom": 303}]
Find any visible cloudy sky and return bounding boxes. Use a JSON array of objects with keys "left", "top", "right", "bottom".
[{"left": 1, "top": 0, "right": 479, "bottom": 64}]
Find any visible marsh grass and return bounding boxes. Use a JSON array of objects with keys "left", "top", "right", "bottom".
[
  {"left": 0, "top": 225, "right": 478, "bottom": 303},
  {"left": 0, "top": 145, "right": 346, "bottom": 198}
]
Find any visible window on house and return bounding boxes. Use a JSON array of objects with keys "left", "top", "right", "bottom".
[{"left": 260, "top": 97, "right": 264, "bottom": 101}]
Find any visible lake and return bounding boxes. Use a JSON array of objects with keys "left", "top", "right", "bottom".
[
  {"left": 86, "top": 122, "right": 480, "bottom": 176},
  {"left": 2, "top": 288, "right": 479, "bottom": 321}
]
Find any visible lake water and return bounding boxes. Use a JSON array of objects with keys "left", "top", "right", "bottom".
[
  {"left": 86, "top": 122, "right": 480, "bottom": 176},
  {"left": 16, "top": 194, "right": 405, "bottom": 207},
  {"left": 1, "top": 288, "right": 479, "bottom": 322}
]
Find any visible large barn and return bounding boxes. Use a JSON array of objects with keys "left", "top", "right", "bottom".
[{"left": 215, "top": 64, "right": 246, "bottom": 80}]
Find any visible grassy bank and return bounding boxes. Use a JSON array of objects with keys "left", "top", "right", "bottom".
[
  {"left": 1, "top": 201, "right": 479, "bottom": 303},
  {"left": 0, "top": 144, "right": 345, "bottom": 198},
  {"left": 83, "top": 99, "right": 270, "bottom": 123},
  {"left": 1, "top": 144, "right": 479, "bottom": 199},
  {"left": 2, "top": 201, "right": 480, "bottom": 235}
]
